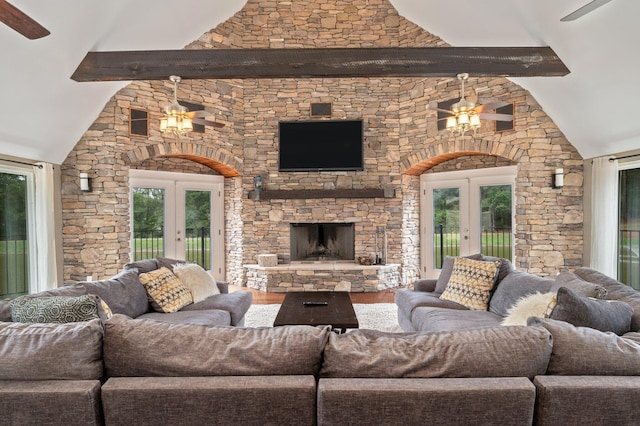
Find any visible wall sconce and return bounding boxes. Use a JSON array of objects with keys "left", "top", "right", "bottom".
[
  {"left": 553, "top": 168, "right": 564, "bottom": 189},
  {"left": 79, "top": 172, "right": 92, "bottom": 192},
  {"left": 249, "top": 176, "right": 264, "bottom": 200}
]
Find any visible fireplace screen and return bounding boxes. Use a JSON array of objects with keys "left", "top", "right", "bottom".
[{"left": 290, "top": 223, "right": 355, "bottom": 261}]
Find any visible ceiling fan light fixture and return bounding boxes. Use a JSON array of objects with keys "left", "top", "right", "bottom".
[
  {"left": 160, "top": 76, "right": 194, "bottom": 137},
  {"left": 444, "top": 73, "right": 482, "bottom": 136}
]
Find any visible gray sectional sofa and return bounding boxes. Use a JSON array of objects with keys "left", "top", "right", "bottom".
[
  {"left": 1, "top": 256, "right": 640, "bottom": 425},
  {"left": 0, "top": 257, "right": 253, "bottom": 328},
  {"left": 396, "top": 255, "right": 640, "bottom": 333}
]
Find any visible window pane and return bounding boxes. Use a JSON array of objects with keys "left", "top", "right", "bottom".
[
  {"left": 132, "top": 187, "right": 165, "bottom": 260},
  {"left": 618, "top": 168, "right": 640, "bottom": 290},
  {"left": 433, "top": 187, "right": 460, "bottom": 268},
  {"left": 0, "top": 172, "right": 29, "bottom": 298},
  {"left": 480, "top": 184, "right": 513, "bottom": 260},
  {"left": 184, "top": 190, "right": 211, "bottom": 269}
]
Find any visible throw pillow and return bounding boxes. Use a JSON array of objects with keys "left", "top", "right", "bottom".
[
  {"left": 434, "top": 254, "right": 483, "bottom": 294},
  {"left": 501, "top": 292, "right": 557, "bottom": 326},
  {"left": 550, "top": 286, "right": 633, "bottom": 335},
  {"left": 550, "top": 271, "right": 607, "bottom": 299},
  {"left": 138, "top": 267, "right": 193, "bottom": 313},
  {"left": 10, "top": 295, "right": 100, "bottom": 323},
  {"left": 528, "top": 317, "right": 640, "bottom": 375},
  {"left": 173, "top": 263, "right": 220, "bottom": 303},
  {"left": 439, "top": 257, "right": 501, "bottom": 310}
]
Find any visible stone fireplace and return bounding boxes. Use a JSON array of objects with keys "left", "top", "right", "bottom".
[{"left": 290, "top": 223, "right": 355, "bottom": 261}]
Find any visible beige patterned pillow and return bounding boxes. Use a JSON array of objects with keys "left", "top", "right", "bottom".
[
  {"left": 139, "top": 267, "right": 193, "bottom": 313},
  {"left": 439, "top": 257, "right": 501, "bottom": 310}
]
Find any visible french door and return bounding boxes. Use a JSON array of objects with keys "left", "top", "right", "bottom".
[
  {"left": 130, "top": 170, "right": 225, "bottom": 279},
  {"left": 420, "top": 166, "right": 516, "bottom": 278}
]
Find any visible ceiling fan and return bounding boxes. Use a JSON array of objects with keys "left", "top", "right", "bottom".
[
  {"left": 0, "top": 0, "right": 49, "bottom": 39},
  {"left": 561, "top": 0, "right": 613, "bottom": 22},
  {"left": 160, "top": 75, "right": 225, "bottom": 136},
  {"left": 435, "top": 73, "right": 513, "bottom": 135}
]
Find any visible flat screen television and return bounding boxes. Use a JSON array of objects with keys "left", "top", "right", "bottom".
[{"left": 278, "top": 120, "right": 364, "bottom": 171}]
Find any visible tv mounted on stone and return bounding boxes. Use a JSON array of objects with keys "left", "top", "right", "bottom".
[{"left": 278, "top": 120, "right": 364, "bottom": 172}]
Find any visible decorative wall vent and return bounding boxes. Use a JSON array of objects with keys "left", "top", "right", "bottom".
[
  {"left": 310, "top": 102, "right": 332, "bottom": 117},
  {"left": 129, "top": 108, "right": 148, "bottom": 137}
]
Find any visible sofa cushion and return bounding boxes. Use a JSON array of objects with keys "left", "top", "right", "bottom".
[
  {"left": 501, "top": 292, "right": 556, "bottom": 326},
  {"left": 173, "top": 262, "right": 220, "bottom": 302},
  {"left": 0, "top": 299, "right": 12, "bottom": 322},
  {"left": 395, "top": 290, "right": 468, "bottom": 321},
  {"left": 575, "top": 267, "right": 640, "bottom": 331},
  {"left": 550, "top": 271, "right": 607, "bottom": 299},
  {"left": 0, "top": 319, "right": 103, "bottom": 380},
  {"left": 10, "top": 295, "right": 100, "bottom": 323},
  {"left": 156, "top": 256, "right": 185, "bottom": 270},
  {"left": 489, "top": 271, "right": 555, "bottom": 317},
  {"left": 137, "top": 309, "right": 231, "bottom": 326},
  {"left": 320, "top": 325, "right": 552, "bottom": 379},
  {"left": 81, "top": 269, "right": 149, "bottom": 318},
  {"left": 103, "top": 315, "right": 330, "bottom": 377},
  {"left": 123, "top": 258, "right": 159, "bottom": 274},
  {"left": 180, "top": 291, "right": 253, "bottom": 326},
  {"left": 410, "top": 306, "right": 503, "bottom": 332},
  {"left": 440, "top": 258, "right": 501, "bottom": 310},
  {"left": 138, "top": 267, "right": 193, "bottom": 313},
  {"left": 528, "top": 317, "right": 640, "bottom": 376},
  {"left": 550, "top": 286, "right": 633, "bottom": 335}
]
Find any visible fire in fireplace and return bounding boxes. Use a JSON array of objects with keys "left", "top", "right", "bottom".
[{"left": 290, "top": 223, "right": 355, "bottom": 261}]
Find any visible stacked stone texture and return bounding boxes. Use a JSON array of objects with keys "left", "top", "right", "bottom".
[{"left": 60, "top": 0, "right": 582, "bottom": 284}]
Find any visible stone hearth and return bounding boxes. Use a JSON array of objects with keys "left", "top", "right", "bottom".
[{"left": 244, "top": 262, "right": 401, "bottom": 292}]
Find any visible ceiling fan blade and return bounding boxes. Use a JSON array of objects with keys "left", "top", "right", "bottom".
[
  {"left": 479, "top": 113, "right": 513, "bottom": 121},
  {"left": 434, "top": 108, "right": 455, "bottom": 114},
  {"left": 192, "top": 118, "right": 225, "bottom": 128},
  {"left": 474, "top": 101, "right": 509, "bottom": 113},
  {"left": 0, "top": 1, "right": 50, "bottom": 39},
  {"left": 560, "top": 0, "right": 613, "bottom": 22},
  {"left": 185, "top": 110, "right": 214, "bottom": 119}
]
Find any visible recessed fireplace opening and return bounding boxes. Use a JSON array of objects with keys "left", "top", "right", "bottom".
[{"left": 290, "top": 223, "right": 355, "bottom": 261}]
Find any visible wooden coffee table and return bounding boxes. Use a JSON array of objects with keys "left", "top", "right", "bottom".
[{"left": 273, "top": 291, "right": 359, "bottom": 333}]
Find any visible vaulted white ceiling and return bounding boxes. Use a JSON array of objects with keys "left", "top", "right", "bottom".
[{"left": 0, "top": 0, "right": 638, "bottom": 164}]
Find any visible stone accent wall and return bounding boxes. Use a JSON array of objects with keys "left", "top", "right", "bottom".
[{"left": 60, "top": 0, "right": 583, "bottom": 284}]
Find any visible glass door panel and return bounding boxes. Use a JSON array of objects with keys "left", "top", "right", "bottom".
[
  {"left": 183, "top": 190, "right": 212, "bottom": 270},
  {"left": 618, "top": 168, "right": 640, "bottom": 290},
  {"left": 132, "top": 187, "right": 166, "bottom": 261},
  {"left": 432, "top": 187, "right": 462, "bottom": 268},
  {"left": 479, "top": 184, "right": 513, "bottom": 260},
  {"left": 0, "top": 172, "right": 29, "bottom": 298}
]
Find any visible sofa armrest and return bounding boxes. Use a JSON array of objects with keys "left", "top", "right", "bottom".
[
  {"left": 413, "top": 279, "right": 438, "bottom": 293},
  {"left": 215, "top": 280, "right": 229, "bottom": 294}
]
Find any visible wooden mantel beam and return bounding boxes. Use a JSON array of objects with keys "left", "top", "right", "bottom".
[{"left": 71, "top": 47, "right": 569, "bottom": 82}]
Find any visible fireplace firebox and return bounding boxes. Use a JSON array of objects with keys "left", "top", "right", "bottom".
[{"left": 290, "top": 223, "right": 355, "bottom": 261}]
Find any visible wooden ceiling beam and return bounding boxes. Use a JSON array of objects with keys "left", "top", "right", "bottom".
[{"left": 71, "top": 47, "right": 569, "bottom": 82}]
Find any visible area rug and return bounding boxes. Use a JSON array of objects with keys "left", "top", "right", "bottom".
[{"left": 243, "top": 303, "right": 402, "bottom": 332}]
